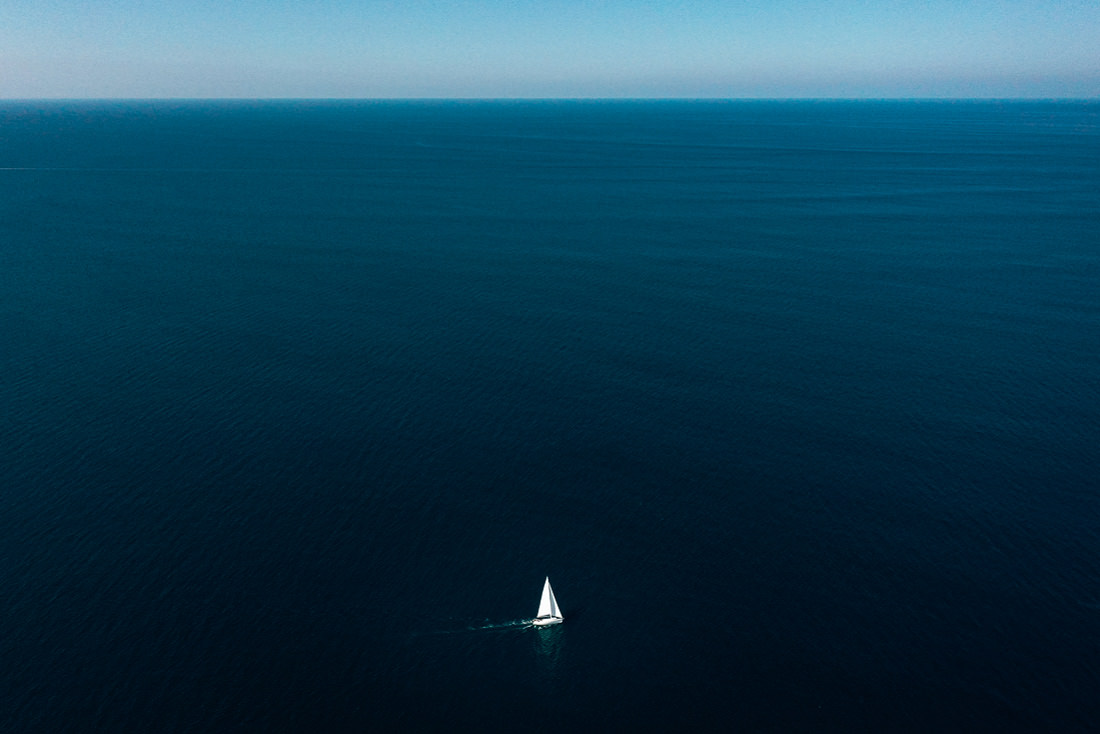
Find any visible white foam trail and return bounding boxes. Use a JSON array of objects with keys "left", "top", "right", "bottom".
[
  {"left": 414, "top": 619, "right": 533, "bottom": 637},
  {"left": 465, "top": 619, "right": 532, "bottom": 631}
]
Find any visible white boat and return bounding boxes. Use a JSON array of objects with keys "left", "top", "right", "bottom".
[{"left": 532, "top": 576, "right": 563, "bottom": 627}]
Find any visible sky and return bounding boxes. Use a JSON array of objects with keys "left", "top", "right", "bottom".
[{"left": 2, "top": 0, "right": 1098, "bottom": 98}]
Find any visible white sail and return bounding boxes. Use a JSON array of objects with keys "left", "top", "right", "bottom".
[
  {"left": 537, "top": 576, "right": 561, "bottom": 621},
  {"left": 548, "top": 581, "right": 559, "bottom": 618}
]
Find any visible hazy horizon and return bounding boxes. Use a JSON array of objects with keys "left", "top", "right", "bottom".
[{"left": 3, "top": 0, "right": 1098, "bottom": 99}]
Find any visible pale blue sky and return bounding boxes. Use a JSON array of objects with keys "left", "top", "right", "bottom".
[{"left": 2, "top": 0, "right": 1098, "bottom": 97}]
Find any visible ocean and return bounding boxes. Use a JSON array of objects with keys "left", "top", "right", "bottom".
[{"left": 1, "top": 99, "right": 1098, "bottom": 731}]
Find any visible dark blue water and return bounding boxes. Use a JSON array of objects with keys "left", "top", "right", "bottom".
[{"left": 1, "top": 100, "right": 1098, "bottom": 731}]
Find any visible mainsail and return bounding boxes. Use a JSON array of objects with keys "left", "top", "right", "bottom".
[{"left": 537, "top": 576, "right": 561, "bottom": 620}]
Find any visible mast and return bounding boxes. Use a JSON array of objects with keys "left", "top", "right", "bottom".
[
  {"left": 548, "top": 582, "right": 559, "bottom": 618},
  {"left": 538, "top": 577, "right": 553, "bottom": 618},
  {"left": 537, "top": 577, "right": 561, "bottom": 620}
]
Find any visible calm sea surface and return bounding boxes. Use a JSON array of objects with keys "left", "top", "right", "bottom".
[{"left": 1, "top": 100, "right": 1098, "bottom": 731}]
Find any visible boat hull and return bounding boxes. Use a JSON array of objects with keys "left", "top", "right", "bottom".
[{"left": 532, "top": 616, "right": 563, "bottom": 627}]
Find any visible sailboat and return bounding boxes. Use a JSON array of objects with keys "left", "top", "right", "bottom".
[{"left": 532, "top": 576, "right": 563, "bottom": 627}]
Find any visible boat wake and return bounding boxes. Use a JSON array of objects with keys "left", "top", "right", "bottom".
[
  {"left": 415, "top": 619, "right": 533, "bottom": 637},
  {"left": 466, "top": 619, "right": 533, "bottom": 632},
  {"left": 413, "top": 580, "right": 561, "bottom": 636}
]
